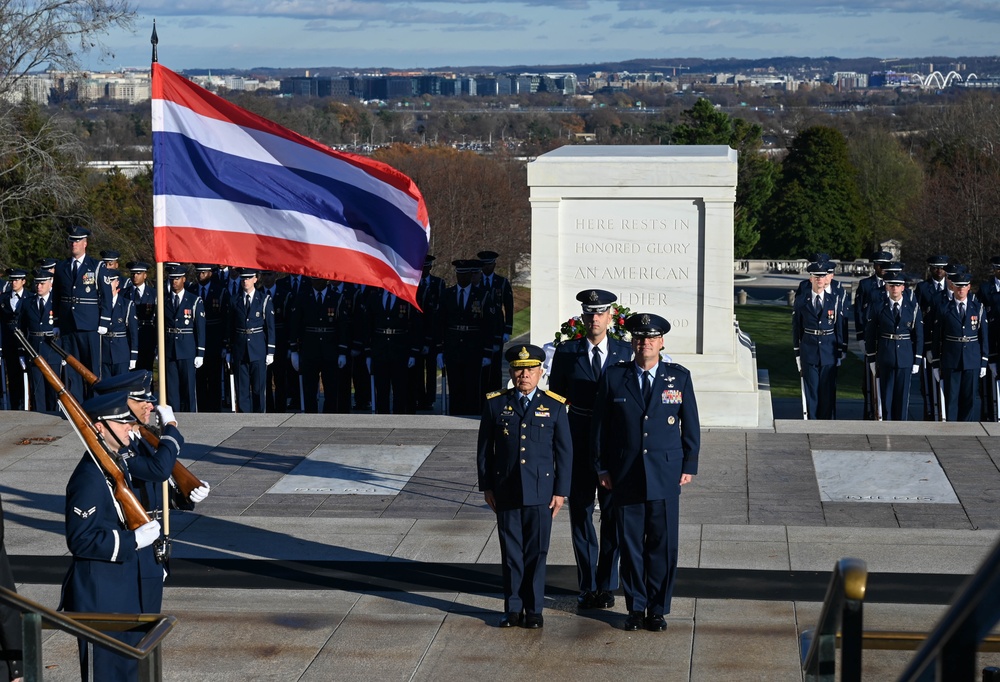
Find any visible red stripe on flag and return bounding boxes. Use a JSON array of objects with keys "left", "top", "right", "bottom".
[
  {"left": 152, "top": 64, "right": 429, "bottom": 228},
  {"left": 154, "top": 226, "right": 420, "bottom": 308}
]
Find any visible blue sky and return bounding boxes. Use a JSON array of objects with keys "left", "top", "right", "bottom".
[{"left": 87, "top": 0, "right": 1000, "bottom": 71}]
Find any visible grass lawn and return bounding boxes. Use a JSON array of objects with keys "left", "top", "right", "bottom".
[
  {"left": 512, "top": 286, "right": 530, "bottom": 338},
  {"left": 734, "top": 305, "right": 864, "bottom": 401}
]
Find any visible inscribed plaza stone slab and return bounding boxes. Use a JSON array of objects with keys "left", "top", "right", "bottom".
[
  {"left": 810, "top": 450, "right": 959, "bottom": 504},
  {"left": 267, "top": 445, "right": 434, "bottom": 495}
]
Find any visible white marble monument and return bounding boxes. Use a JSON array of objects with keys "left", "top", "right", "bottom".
[{"left": 527, "top": 145, "right": 762, "bottom": 427}]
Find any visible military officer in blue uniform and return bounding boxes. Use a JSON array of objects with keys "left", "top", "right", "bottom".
[
  {"left": 592, "top": 313, "right": 699, "bottom": 632},
  {"left": 187, "top": 264, "right": 227, "bottom": 412},
  {"left": 59, "top": 392, "right": 165, "bottom": 682},
  {"left": 548, "top": 289, "right": 630, "bottom": 611},
  {"left": 0, "top": 268, "right": 28, "bottom": 410},
  {"left": 477, "top": 344, "right": 571, "bottom": 629},
  {"left": 225, "top": 269, "right": 275, "bottom": 413},
  {"left": 439, "top": 260, "right": 497, "bottom": 416},
  {"left": 99, "top": 269, "right": 138, "bottom": 379},
  {"left": 290, "top": 278, "right": 344, "bottom": 413},
  {"left": 864, "top": 267, "right": 923, "bottom": 420},
  {"left": 164, "top": 265, "right": 205, "bottom": 412},
  {"left": 977, "top": 257, "right": 1000, "bottom": 420},
  {"left": 413, "top": 256, "right": 446, "bottom": 411},
  {"left": 477, "top": 250, "right": 515, "bottom": 392},
  {"left": 915, "top": 255, "right": 950, "bottom": 420},
  {"left": 19, "top": 269, "right": 61, "bottom": 412},
  {"left": 364, "top": 287, "right": 420, "bottom": 414},
  {"left": 793, "top": 262, "right": 847, "bottom": 420},
  {"left": 54, "top": 225, "right": 106, "bottom": 402},
  {"left": 127, "top": 262, "right": 158, "bottom": 372},
  {"left": 930, "top": 270, "right": 989, "bottom": 421},
  {"left": 853, "top": 251, "right": 893, "bottom": 419}
]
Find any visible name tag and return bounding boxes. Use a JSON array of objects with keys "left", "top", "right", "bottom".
[{"left": 662, "top": 390, "right": 683, "bottom": 404}]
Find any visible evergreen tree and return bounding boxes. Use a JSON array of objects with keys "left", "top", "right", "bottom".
[{"left": 761, "top": 126, "right": 866, "bottom": 259}]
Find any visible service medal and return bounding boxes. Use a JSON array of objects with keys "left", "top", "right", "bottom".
[
  {"left": 85, "top": 286, "right": 91, "bottom": 293},
  {"left": 667, "top": 416, "right": 676, "bottom": 425}
]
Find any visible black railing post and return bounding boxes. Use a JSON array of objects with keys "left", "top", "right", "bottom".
[
  {"left": 22, "top": 611, "right": 42, "bottom": 682},
  {"left": 841, "top": 599, "right": 864, "bottom": 682},
  {"left": 940, "top": 619, "right": 978, "bottom": 682}
]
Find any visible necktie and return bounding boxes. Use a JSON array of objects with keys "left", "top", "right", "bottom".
[
  {"left": 174, "top": 293, "right": 180, "bottom": 309},
  {"left": 38, "top": 297, "right": 44, "bottom": 317},
  {"left": 316, "top": 291, "right": 322, "bottom": 304},
  {"left": 11, "top": 293, "right": 18, "bottom": 311},
  {"left": 893, "top": 302, "right": 900, "bottom": 324},
  {"left": 960, "top": 302, "right": 966, "bottom": 322},
  {"left": 245, "top": 293, "right": 251, "bottom": 319},
  {"left": 201, "top": 285, "right": 208, "bottom": 301},
  {"left": 292, "top": 278, "right": 299, "bottom": 297},
  {"left": 642, "top": 370, "right": 653, "bottom": 405},
  {"left": 814, "top": 295, "right": 822, "bottom": 319},
  {"left": 521, "top": 395, "right": 530, "bottom": 412},
  {"left": 72, "top": 259, "right": 78, "bottom": 282},
  {"left": 592, "top": 346, "right": 602, "bottom": 380},
  {"left": 459, "top": 288, "right": 466, "bottom": 310}
]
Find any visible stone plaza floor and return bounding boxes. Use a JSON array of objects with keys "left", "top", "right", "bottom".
[{"left": 2, "top": 410, "right": 1000, "bottom": 680}]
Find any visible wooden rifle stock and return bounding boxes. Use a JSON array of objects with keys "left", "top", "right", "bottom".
[
  {"left": 47, "top": 338, "right": 203, "bottom": 499},
  {"left": 16, "top": 329, "right": 151, "bottom": 530}
]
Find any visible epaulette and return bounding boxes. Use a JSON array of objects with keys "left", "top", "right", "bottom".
[
  {"left": 543, "top": 390, "right": 566, "bottom": 404},
  {"left": 485, "top": 390, "right": 504, "bottom": 400}
]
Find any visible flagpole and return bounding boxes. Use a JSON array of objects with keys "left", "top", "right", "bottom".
[{"left": 152, "top": 20, "right": 170, "bottom": 540}]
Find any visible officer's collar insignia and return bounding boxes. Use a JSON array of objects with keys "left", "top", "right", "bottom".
[
  {"left": 588, "top": 290, "right": 599, "bottom": 302},
  {"left": 518, "top": 347, "right": 529, "bottom": 360},
  {"left": 641, "top": 314, "right": 650, "bottom": 324},
  {"left": 73, "top": 506, "right": 97, "bottom": 518}
]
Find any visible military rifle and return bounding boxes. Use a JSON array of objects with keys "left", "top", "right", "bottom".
[
  {"left": 46, "top": 337, "right": 203, "bottom": 499},
  {"left": 14, "top": 328, "right": 150, "bottom": 530}
]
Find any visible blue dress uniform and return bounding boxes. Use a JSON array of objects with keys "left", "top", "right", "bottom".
[
  {"left": 931, "top": 284, "right": 989, "bottom": 422},
  {"left": 127, "top": 263, "right": 158, "bottom": 372},
  {"left": 260, "top": 279, "right": 289, "bottom": 413},
  {"left": 440, "top": 261, "right": 498, "bottom": 416},
  {"left": 548, "top": 289, "right": 630, "bottom": 607},
  {"left": 477, "top": 346, "right": 571, "bottom": 626},
  {"left": 977, "top": 262, "right": 1000, "bottom": 420},
  {"left": 591, "top": 314, "right": 699, "bottom": 629},
  {"left": 413, "top": 258, "right": 446, "bottom": 410},
  {"left": 365, "top": 288, "right": 420, "bottom": 414},
  {"left": 853, "top": 251, "right": 893, "bottom": 419},
  {"left": 348, "top": 284, "right": 372, "bottom": 411},
  {"left": 19, "top": 273, "right": 61, "bottom": 412},
  {"left": 864, "top": 288, "right": 924, "bottom": 421},
  {"left": 915, "top": 255, "right": 950, "bottom": 420},
  {"left": 477, "top": 251, "right": 515, "bottom": 392},
  {"left": 54, "top": 227, "right": 106, "bottom": 402},
  {"left": 164, "top": 271, "right": 206, "bottom": 412},
  {"left": 100, "top": 286, "right": 138, "bottom": 379},
  {"left": 793, "top": 285, "right": 846, "bottom": 420},
  {"left": 290, "top": 282, "right": 347, "bottom": 413},
  {"left": 189, "top": 267, "right": 228, "bottom": 412},
  {"left": 226, "top": 279, "right": 275, "bottom": 414},
  {"left": 0, "top": 271, "right": 27, "bottom": 410}
]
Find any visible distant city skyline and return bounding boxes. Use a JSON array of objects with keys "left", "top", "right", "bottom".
[{"left": 81, "top": 0, "right": 1000, "bottom": 72}]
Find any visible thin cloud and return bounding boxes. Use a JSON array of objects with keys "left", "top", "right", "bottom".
[
  {"left": 660, "top": 18, "right": 795, "bottom": 35},
  {"left": 611, "top": 17, "right": 654, "bottom": 29},
  {"left": 618, "top": 0, "right": 1000, "bottom": 21}
]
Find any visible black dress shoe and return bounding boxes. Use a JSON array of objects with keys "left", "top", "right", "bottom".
[
  {"left": 577, "top": 591, "right": 596, "bottom": 609},
  {"left": 522, "top": 613, "right": 544, "bottom": 629},
  {"left": 645, "top": 614, "right": 667, "bottom": 632},
  {"left": 593, "top": 590, "right": 615, "bottom": 609},
  {"left": 498, "top": 612, "right": 521, "bottom": 628},
  {"left": 623, "top": 611, "right": 644, "bottom": 631}
]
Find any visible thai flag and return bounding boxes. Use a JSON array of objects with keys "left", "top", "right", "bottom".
[{"left": 151, "top": 63, "right": 429, "bottom": 305}]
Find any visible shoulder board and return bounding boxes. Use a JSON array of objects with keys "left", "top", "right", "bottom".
[
  {"left": 485, "top": 390, "right": 504, "bottom": 400},
  {"left": 543, "top": 390, "right": 566, "bottom": 404}
]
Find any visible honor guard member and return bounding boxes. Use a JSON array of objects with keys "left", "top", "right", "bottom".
[
  {"left": 439, "top": 260, "right": 496, "bottom": 416},
  {"left": 328, "top": 280, "right": 358, "bottom": 413},
  {"left": 478, "top": 251, "right": 515, "bottom": 392},
  {"left": 36, "top": 257, "right": 57, "bottom": 274},
  {"left": 916, "top": 255, "right": 950, "bottom": 419},
  {"left": 98, "top": 249, "right": 126, "bottom": 293},
  {"left": 793, "top": 262, "right": 846, "bottom": 420},
  {"left": 276, "top": 273, "right": 310, "bottom": 410},
  {"left": 258, "top": 271, "right": 287, "bottom": 412},
  {"left": 853, "top": 250, "right": 893, "bottom": 419},
  {"left": 226, "top": 269, "right": 275, "bottom": 413},
  {"left": 164, "top": 265, "right": 205, "bottom": 412},
  {"left": 99, "top": 269, "right": 138, "bottom": 379},
  {"left": 19, "top": 269, "right": 60, "bottom": 412},
  {"left": 864, "top": 267, "right": 924, "bottom": 420},
  {"left": 930, "top": 269, "right": 988, "bottom": 421},
  {"left": 189, "top": 264, "right": 227, "bottom": 412},
  {"left": 548, "top": 289, "right": 630, "bottom": 611},
  {"left": 290, "top": 279, "right": 342, "bottom": 413},
  {"left": 592, "top": 313, "right": 699, "bottom": 633},
  {"left": 54, "top": 225, "right": 105, "bottom": 402},
  {"left": 365, "top": 287, "right": 420, "bottom": 414},
  {"left": 477, "top": 345, "right": 571, "bottom": 629},
  {"left": 978, "top": 257, "right": 1000, "bottom": 421},
  {"left": 0, "top": 269, "right": 28, "bottom": 409},
  {"left": 126, "top": 262, "right": 158, "bottom": 371},
  {"left": 348, "top": 284, "right": 373, "bottom": 411},
  {"left": 413, "top": 255, "right": 445, "bottom": 411},
  {"left": 59, "top": 392, "right": 165, "bottom": 681}
]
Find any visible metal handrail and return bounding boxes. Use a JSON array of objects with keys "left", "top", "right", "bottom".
[
  {"left": 0, "top": 586, "right": 175, "bottom": 682},
  {"left": 800, "top": 557, "right": 868, "bottom": 682},
  {"left": 897, "top": 536, "right": 1000, "bottom": 682}
]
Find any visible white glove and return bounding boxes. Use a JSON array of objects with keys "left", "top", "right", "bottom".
[
  {"left": 836, "top": 357, "right": 842, "bottom": 367},
  {"left": 265, "top": 354, "right": 274, "bottom": 366},
  {"left": 129, "top": 360, "right": 137, "bottom": 370},
  {"left": 193, "top": 356, "right": 204, "bottom": 369},
  {"left": 290, "top": 352, "right": 300, "bottom": 372},
  {"left": 97, "top": 326, "right": 108, "bottom": 335},
  {"left": 868, "top": 362, "right": 876, "bottom": 376},
  {"left": 19, "top": 357, "right": 26, "bottom": 370},
  {"left": 407, "top": 357, "right": 416, "bottom": 368},
  {"left": 503, "top": 333, "right": 510, "bottom": 343},
  {"left": 134, "top": 520, "right": 161, "bottom": 549},
  {"left": 482, "top": 357, "right": 492, "bottom": 367},
  {"left": 912, "top": 364, "right": 920, "bottom": 375},
  {"left": 365, "top": 357, "right": 372, "bottom": 373},
  {"left": 437, "top": 353, "right": 445, "bottom": 369},
  {"left": 189, "top": 481, "right": 211, "bottom": 503},
  {"left": 932, "top": 367, "right": 941, "bottom": 382},
  {"left": 337, "top": 354, "right": 346, "bottom": 369},
  {"left": 156, "top": 404, "right": 176, "bottom": 425},
  {"left": 981, "top": 367, "right": 988, "bottom": 379},
  {"left": 795, "top": 357, "right": 802, "bottom": 373}
]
